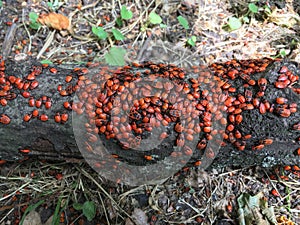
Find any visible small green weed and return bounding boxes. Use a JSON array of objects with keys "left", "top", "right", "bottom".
[
  {"left": 187, "top": 36, "right": 196, "bottom": 47},
  {"left": 111, "top": 28, "right": 125, "bottom": 41},
  {"left": 272, "top": 49, "right": 287, "bottom": 59},
  {"left": 141, "top": 11, "right": 165, "bottom": 31},
  {"left": 177, "top": 15, "right": 197, "bottom": 47},
  {"left": 116, "top": 5, "right": 133, "bottom": 27},
  {"left": 149, "top": 12, "right": 162, "bottom": 24},
  {"left": 224, "top": 17, "right": 242, "bottom": 31},
  {"left": 91, "top": 5, "right": 131, "bottom": 66},
  {"left": 242, "top": 2, "right": 259, "bottom": 24},
  {"left": 224, "top": 2, "right": 272, "bottom": 31},
  {"left": 248, "top": 3, "right": 258, "bottom": 14},
  {"left": 73, "top": 201, "right": 96, "bottom": 221},
  {"left": 177, "top": 16, "right": 189, "bottom": 29},
  {"left": 29, "top": 12, "right": 41, "bottom": 30},
  {"left": 40, "top": 59, "right": 53, "bottom": 65},
  {"left": 92, "top": 26, "right": 108, "bottom": 40},
  {"left": 91, "top": 25, "right": 126, "bottom": 66},
  {"left": 121, "top": 5, "right": 133, "bottom": 20}
]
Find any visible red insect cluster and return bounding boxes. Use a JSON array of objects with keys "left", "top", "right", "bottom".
[
  {"left": 0, "top": 56, "right": 73, "bottom": 127},
  {"left": 71, "top": 58, "right": 300, "bottom": 168},
  {"left": 72, "top": 62, "right": 231, "bottom": 167},
  {"left": 1, "top": 55, "right": 300, "bottom": 167},
  {"left": 209, "top": 58, "right": 300, "bottom": 152},
  {"left": 0, "top": 57, "right": 55, "bottom": 125}
]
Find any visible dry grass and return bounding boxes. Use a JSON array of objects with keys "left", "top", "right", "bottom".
[{"left": 1, "top": 161, "right": 299, "bottom": 224}]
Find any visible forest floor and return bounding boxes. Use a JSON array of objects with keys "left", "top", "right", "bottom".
[{"left": 0, "top": 0, "right": 300, "bottom": 224}]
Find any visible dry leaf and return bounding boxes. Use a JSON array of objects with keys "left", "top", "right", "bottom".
[
  {"left": 37, "top": 13, "right": 70, "bottom": 31},
  {"left": 22, "top": 210, "right": 42, "bottom": 225},
  {"left": 267, "top": 8, "right": 299, "bottom": 28},
  {"left": 131, "top": 208, "right": 149, "bottom": 225}
]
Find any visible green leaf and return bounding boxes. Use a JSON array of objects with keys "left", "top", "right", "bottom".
[
  {"left": 116, "top": 17, "right": 123, "bottom": 27},
  {"left": 228, "top": 17, "right": 242, "bottom": 31},
  {"left": 29, "top": 12, "right": 39, "bottom": 21},
  {"left": 92, "top": 26, "right": 108, "bottom": 40},
  {"left": 280, "top": 49, "right": 287, "bottom": 57},
  {"left": 29, "top": 22, "right": 41, "bottom": 30},
  {"left": 82, "top": 201, "right": 96, "bottom": 221},
  {"left": 40, "top": 59, "right": 53, "bottom": 64},
  {"left": 47, "top": 2, "right": 53, "bottom": 10},
  {"left": 0, "top": 1, "right": 3, "bottom": 8},
  {"left": 177, "top": 16, "right": 189, "bottom": 29},
  {"left": 187, "top": 36, "right": 196, "bottom": 46},
  {"left": 140, "top": 26, "right": 146, "bottom": 32},
  {"left": 248, "top": 3, "right": 258, "bottom": 13},
  {"left": 272, "top": 49, "right": 287, "bottom": 59},
  {"left": 149, "top": 12, "right": 162, "bottom": 24},
  {"left": 160, "top": 23, "right": 167, "bottom": 28},
  {"left": 242, "top": 16, "right": 250, "bottom": 23},
  {"left": 19, "top": 200, "right": 44, "bottom": 225},
  {"left": 29, "top": 12, "right": 41, "bottom": 30},
  {"left": 111, "top": 28, "right": 124, "bottom": 41},
  {"left": 73, "top": 202, "right": 83, "bottom": 210},
  {"left": 52, "top": 197, "right": 62, "bottom": 225},
  {"left": 104, "top": 47, "right": 126, "bottom": 66},
  {"left": 121, "top": 5, "right": 133, "bottom": 20}
]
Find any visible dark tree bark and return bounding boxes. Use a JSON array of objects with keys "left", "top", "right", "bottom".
[
  {"left": 0, "top": 58, "right": 79, "bottom": 161},
  {"left": 0, "top": 58, "right": 299, "bottom": 169}
]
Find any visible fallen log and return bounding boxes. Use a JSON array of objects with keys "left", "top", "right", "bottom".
[{"left": 0, "top": 57, "right": 299, "bottom": 174}]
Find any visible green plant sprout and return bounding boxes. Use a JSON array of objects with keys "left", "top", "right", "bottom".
[
  {"left": 141, "top": 11, "right": 165, "bottom": 31},
  {"left": 242, "top": 3, "right": 259, "bottom": 24},
  {"left": 92, "top": 26, "right": 125, "bottom": 42},
  {"left": 177, "top": 16, "right": 189, "bottom": 29},
  {"left": 243, "top": 2, "right": 272, "bottom": 24},
  {"left": 91, "top": 25, "right": 126, "bottom": 66},
  {"left": 177, "top": 15, "right": 197, "bottom": 47},
  {"left": 92, "top": 26, "right": 108, "bottom": 40},
  {"left": 73, "top": 201, "right": 96, "bottom": 221},
  {"left": 149, "top": 12, "right": 162, "bottom": 24},
  {"left": 224, "top": 17, "right": 242, "bottom": 31},
  {"left": 116, "top": 5, "right": 133, "bottom": 27},
  {"left": 111, "top": 28, "right": 125, "bottom": 41},
  {"left": 272, "top": 49, "right": 287, "bottom": 59},
  {"left": 187, "top": 36, "right": 196, "bottom": 47},
  {"left": 248, "top": 3, "right": 258, "bottom": 14},
  {"left": 224, "top": 2, "right": 272, "bottom": 31},
  {"left": 29, "top": 12, "right": 41, "bottom": 30},
  {"left": 40, "top": 59, "right": 53, "bottom": 65},
  {"left": 121, "top": 5, "right": 133, "bottom": 20}
]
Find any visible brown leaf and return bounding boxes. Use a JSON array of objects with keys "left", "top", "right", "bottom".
[
  {"left": 37, "top": 13, "right": 70, "bottom": 31},
  {"left": 22, "top": 210, "right": 42, "bottom": 225},
  {"left": 131, "top": 208, "right": 149, "bottom": 225}
]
